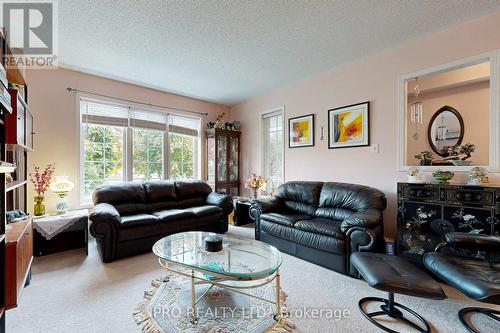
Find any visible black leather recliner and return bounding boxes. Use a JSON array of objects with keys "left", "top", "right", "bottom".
[
  {"left": 424, "top": 232, "right": 500, "bottom": 333},
  {"left": 249, "top": 181, "right": 387, "bottom": 276},
  {"left": 89, "top": 180, "right": 233, "bottom": 262}
]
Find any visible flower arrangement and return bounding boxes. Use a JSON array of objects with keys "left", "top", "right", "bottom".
[
  {"left": 245, "top": 173, "right": 266, "bottom": 198},
  {"left": 206, "top": 112, "right": 241, "bottom": 131},
  {"left": 414, "top": 151, "right": 433, "bottom": 165},
  {"left": 448, "top": 143, "right": 476, "bottom": 160},
  {"left": 30, "top": 163, "right": 55, "bottom": 198}
]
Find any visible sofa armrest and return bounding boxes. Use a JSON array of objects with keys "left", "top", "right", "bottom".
[
  {"left": 438, "top": 232, "right": 500, "bottom": 252},
  {"left": 249, "top": 196, "right": 284, "bottom": 240},
  {"left": 89, "top": 203, "right": 121, "bottom": 227},
  {"left": 89, "top": 203, "right": 121, "bottom": 262},
  {"left": 249, "top": 196, "right": 283, "bottom": 218},
  {"left": 341, "top": 209, "right": 383, "bottom": 234},
  {"left": 206, "top": 192, "right": 234, "bottom": 215}
]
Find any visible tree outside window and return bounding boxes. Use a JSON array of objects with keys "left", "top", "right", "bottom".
[
  {"left": 133, "top": 128, "right": 164, "bottom": 181},
  {"left": 169, "top": 133, "right": 196, "bottom": 180},
  {"left": 83, "top": 124, "right": 124, "bottom": 198}
]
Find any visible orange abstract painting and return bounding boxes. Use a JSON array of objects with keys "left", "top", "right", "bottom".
[
  {"left": 289, "top": 114, "right": 314, "bottom": 148},
  {"left": 328, "top": 102, "right": 369, "bottom": 149}
]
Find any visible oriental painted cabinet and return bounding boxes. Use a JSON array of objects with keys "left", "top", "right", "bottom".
[
  {"left": 397, "top": 182, "right": 500, "bottom": 264},
  {"left": 206, "top": 129, "right": 240, "bottom": 196}
]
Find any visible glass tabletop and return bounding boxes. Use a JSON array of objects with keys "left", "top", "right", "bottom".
[{"left": 152, "top": 232, "right": 282, "bottom": 279}]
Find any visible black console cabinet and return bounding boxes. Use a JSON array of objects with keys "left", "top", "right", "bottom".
[{"left": 397, "top": 182, "right": 500, "bottom": 264}]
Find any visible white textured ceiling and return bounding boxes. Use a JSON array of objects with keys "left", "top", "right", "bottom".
[{"left": 58, "top": 0, "right": 500, "bottom": 105}]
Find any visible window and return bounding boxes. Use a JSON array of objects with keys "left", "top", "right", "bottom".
[
  {"left": 132, "top": 128, "right": 164, "bottom": 181},
  {"left": 168, "top": 114, "right": 200, "bottom": 180},
  {"left": 169, "top": 133, "right": 195, "bottom": 179},
  {"left": 80, "top": 98, "right": 201, "bottom": 203},
  {"left": 262, "top": 109, "right": 284, "bottom": 191},
  {"left": 83, "top": 124, "right": 124, "bottom": 198}
]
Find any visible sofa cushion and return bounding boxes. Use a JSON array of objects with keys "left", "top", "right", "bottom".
[
  {"left": 276, "top": 181, "right": 323, "bottom": 215},
  {"left": 92, "top": 182, "right": 148, "bottom": 215},
  {"left": 260, "top": 220, "right": 345, "bottom": 255},
  {"left": 144, "top": 180, "right": 178, "bottom": 211},
  {"left": 175, "top": 213, "right": 223, "bottom": 231},
  {"left": 117, "top": 224, "right": 163, "bottom": 242},
  {"left": 188, "top": 205, "right": 223, "bottom": 217},
  {"left": 294, "top": 218, "right": 344, "bottom": 239},
  {"left": 175, "top": 181, "right": 212, "bottom": 200},
  {"left": 120, "top": 213, "right": 159, "bottom": 228},
  {"left": 153, "top": 209, "right": 195, "bottom": 222},
  {"left": 318, "top": 182, "right": 387, "bottom": 212},
  {"left": 261, "top": 211, "right": 313, "bottom": 227}
]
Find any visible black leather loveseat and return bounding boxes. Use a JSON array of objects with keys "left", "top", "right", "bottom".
[
  {"left": 89, "top": 180, "right": 233, "bottom": 262},
  {"left": 249, "top": 181, "right": 386, "bottom": 276}
]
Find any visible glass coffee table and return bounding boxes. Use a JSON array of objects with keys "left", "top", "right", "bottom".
[{"left": 152, "top": 231, "right": 283, "bottom": 323}]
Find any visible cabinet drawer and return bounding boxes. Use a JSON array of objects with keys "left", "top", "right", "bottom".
[
  {"left": 401, "top": 185, "right": 440, "bottom": 201},
  {"left": 445, "top": 188, "right": 495, "bottom": 206}
]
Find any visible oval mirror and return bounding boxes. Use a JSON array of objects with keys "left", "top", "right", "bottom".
[{"left": 428, "top": 106, "right": 464, "bottom": 157}]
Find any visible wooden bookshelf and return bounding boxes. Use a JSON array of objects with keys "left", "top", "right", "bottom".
[{"left": 0, "top": 26, "right": 33, "bottom": 331}]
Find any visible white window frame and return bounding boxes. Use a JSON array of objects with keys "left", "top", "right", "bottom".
[
  {"left": 77, "top": 94, "right": 202, "bottom": 206},
  {"left": 260, "top": 106, "right": 285, "bottom": 189},
  {"left": 168, "top": 131, "right": 200, "bottom": 180},
  {"left": 397, "top": 50, "right": 500, "bottom": 172}
]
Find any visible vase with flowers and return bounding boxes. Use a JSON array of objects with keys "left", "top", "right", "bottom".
[
  {"left": 245, "top": 173, "right": 266, "bottom": 199},
  {"left": 29, "top": 164, "right": 55, "bottom": 216}
]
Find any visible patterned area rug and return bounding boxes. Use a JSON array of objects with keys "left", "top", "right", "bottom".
[{"left": 134, "top": 273, "right": 295, "bottom": 333}]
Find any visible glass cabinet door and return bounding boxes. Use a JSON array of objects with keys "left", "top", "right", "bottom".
[
  {"left": 25, "top": 109, "right": 33, "bottom": 150},
  {"left": 207, "top": 136, "right": 215, "bottom": 183},
  {"left": 217, "top": 134, "right": 227, "bottom": 182},
  {"left": 229, "top": 136, "right": 239, "bottom": 181}
]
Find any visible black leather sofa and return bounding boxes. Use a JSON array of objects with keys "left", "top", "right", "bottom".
[
  {"left": 250, "top": 181, "right": 386, "bottom": 276},
  {"left": 89, "top": 180, "right": 233, "bottom": 262}
]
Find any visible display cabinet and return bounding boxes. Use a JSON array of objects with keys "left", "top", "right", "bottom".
[
  {"left": 206, "top": 129, "right": 241, "bottom": 195},
  {"left": 6, "top": 89, "right": 33, "bottom": 150},
  {"left": 397, "top": 182, "right": 500, "bottom": 265},
  {"left": 0, "top": 27, "right": 34, "bottom": 331}
]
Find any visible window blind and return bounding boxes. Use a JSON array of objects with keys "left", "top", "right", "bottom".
[
  {"left": 80, "top": 97, "right": 201, "bottom": 135},
  {"left": 80, "top": 99, "right": 129, "bottom": 127},
  {"left": 169, "top": 114, "right": 200, "bottom": 137},
  {"left": 130, "top": 108, "right": 167, "bottom": 131}
]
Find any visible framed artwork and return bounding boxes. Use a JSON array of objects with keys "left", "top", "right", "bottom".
[
  {"left": 289, "top": 114, "right": 314, "bottom": 148},
  {"left": 328, "top": 102, "right": 369, "bottom": 149}
]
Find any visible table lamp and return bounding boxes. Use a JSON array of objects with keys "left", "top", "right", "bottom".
[{"left": 49, "top": 176, "right": 74, "bottom": 214}]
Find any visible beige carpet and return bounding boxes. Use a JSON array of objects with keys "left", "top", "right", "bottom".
[{"left": 6, "top": 225, "right": 500, "bottom": 333}]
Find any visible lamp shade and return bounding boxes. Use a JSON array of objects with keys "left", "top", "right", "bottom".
[{"left": 49, "top": 176, "right": 74, "bottom": 194}]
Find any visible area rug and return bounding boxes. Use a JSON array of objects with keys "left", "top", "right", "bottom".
[{"left": 134, "top": 273, "right": 295, "bottom": 333}]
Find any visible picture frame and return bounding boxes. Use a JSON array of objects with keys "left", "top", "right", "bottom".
[
  {"left": 288, "top": 114, "right": 315, "bottom": 148},
  {"left": 328, "top": 102, "right": 370, "bottom": 149}
]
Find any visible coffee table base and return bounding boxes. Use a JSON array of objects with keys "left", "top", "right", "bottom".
[{"left": 159, "top": 258, "right": 282, "bottom": 323}]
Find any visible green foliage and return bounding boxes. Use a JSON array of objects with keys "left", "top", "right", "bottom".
[
  {"left": 133, "top": 129, "right": 163, "bottom": 180},
  {"left": 169, "top": 133, "right": 195, "bottom": 179},
  {"left": 84, "top": 125, "right": 123, "bottom": 195}
]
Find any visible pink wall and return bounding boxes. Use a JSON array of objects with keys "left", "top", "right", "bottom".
[
  {"left": 26, "top": 67, "right": 230, "bottom": 211},
  {"left": 231, "top": 11, "right": 500, "bottom": 236}
]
